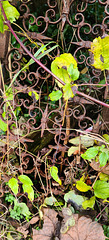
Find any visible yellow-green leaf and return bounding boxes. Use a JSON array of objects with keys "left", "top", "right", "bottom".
[
  {"left": 51, "top": 53, "right": 78, "bottom": 88},
  {"left": 50, "top": 166, "right": 62, "bottom": 185},
  {"left": 82, "top": 196, "right": 95, "bottom": 209},
  {"left": 0, "top": 1, "right": 20, "bottom": 33},
  {"left": 90, "top": 36, "right": 109, "bottom": 71},
  {"left": 8, "top": 178, "right": 18, "bottom": 195},
  {"left": 49, "top": 90, "right": 62, "bottom": 101},
  {"left": 0, "top": 118, "right": 7, "bottom": 132},
  {"left": 63, "top": 83, "right": 74, "bottom": 100},
  {"left": 99, "top": 173, "right": 109, "bottom": 181},
  {"left": 103, "top": 134, "right": 109, "bottom": 142},
  {"left": 68, "top": 146, "right": 79, "bottom": 156},
  {"left": 22, "top": 184, "right": 34, "bottom": 201},
  {"left": 18, "top": 175, "right": 33, "bottom": 185},
  {"left": 76, "top": 180, "right": 91, "bottom": 192},
  {"left": 67, "top": 63, "right": 80, "bottom": 81}
]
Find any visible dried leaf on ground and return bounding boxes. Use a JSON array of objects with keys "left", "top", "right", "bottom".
[
  {"left": 32, "top": 207, "right": 105, "bottom": 240},
  {"left": 60, "top": 213, "right": 105, "bottom": 240},
  {"left": 17, "top": 226, "right": 29, "bottom": 238},
  {"left": 32, "top": 208, "right": 58, "bottom": 240},
  {"left": 90, "top": 160, "right": 109, "bottom": 175}
]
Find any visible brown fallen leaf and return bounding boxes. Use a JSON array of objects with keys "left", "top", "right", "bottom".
[
  {"left": 90, "top": 160, "right": 109, "bottom": 175},
  {"left": 60, "top": 214, "right": 105, "bottom": 240},
  {"left": 32, "top": 207, "right": 105, "bottom": 240},
  {"left": 17, "top": 226, "right": 29, "bottom": 238},
  {"left": 32, "top": 208, "right": 58, "bottom": 240},
  {"left": 22, "top": 216, "right": 39, "bottom": 230}
]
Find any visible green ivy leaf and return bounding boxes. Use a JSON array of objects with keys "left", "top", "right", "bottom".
[
  {"left": 76, "top": 181, "right": 91, "bottom": 192},
  {"left": 99, "top": 152, "right": 108, "bottom": 167},
  {"left": 8, "top": 178, "right": 18, "bottom": 195},
  {"left": 50, "top": 166, "right": 62, "bottom": 185},
  {"left": 67, "top": 63, "right": 80, "bottom": 81},
  {"left": 82, "top": 196, "right": 95, "bottom": 209},
  {"left": 93, "top": 180, "right": 109, "bottom": 199},
  {"left": 49, "top": 90, "right": 62, "bottom": 101},
  {"left": 18, "top": 175, "right": 33, "bottom": 186},
  {"left": 81, "top": 147, "right": 99, "bottom": 161}
]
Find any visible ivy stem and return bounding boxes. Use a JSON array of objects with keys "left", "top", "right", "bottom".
[{"left": 0, "top": 1, "right": 109, "bottom": 109}]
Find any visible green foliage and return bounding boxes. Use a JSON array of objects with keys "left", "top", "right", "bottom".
[
  {"left": 50, "top": 166, "right": 62, "bottom": 185},
  {"left": 103, "top": 225, "right": 109, "bottom": 239},
  {"left": 0, "top": 1, "right": 20, "bottom": 33},
  {"left": 8, "top": 178, "right": 18, "bottom": 195},
  {"left": 63, "top": 83, "right": 74, "bottom": 100},
  {"left": 60, "top": 208, "right": 75, "bottom": 234},
  {"left": 51, "top": 53, "right": 79, "bottom": 101},
  {"left": 5, "top": 194, "right": 31, "bottom": 221},
  {"left": 18, "top": 175, "right": 33, "bottom": 185},
  {"left": 82, "top": 196, "right": 95, "bottom": 210},
  {"left": 67, "top": 63, "right": 80, "bottom": 81},
  {"left": 9, "top": 199, "right": 31, "bottom": 221},
  {"left": 69, "top": 135, "right": 94, "bottom": 148},
  {"left": 49, "top": 90, "right": 62, "bottom": 101},
  {"left": 18, "top": 175, "right": 34, "bottom": 201},
  {"left": 51, "top": 53, "right": 79, "bottom": 87},
  {"left": 8, "top": 175, "right": 34, "bottom": 201},
  {"left": 93, "top": 180, "right": 109, "bottom": 199},
  {"left": 8, "top": 42, "right": 58, "bottom": 90},
  {"left": 81, "top": 145, "right": 109, "bottom": 167},
  {"left": 103, "top": 134, "right": 109, "bottom": 142},
  {"left": 0, "top": 117, "right": 7, "bottom": 132},
  {"left": 0, "top": 86, "right": 21, "bottom": 132},
  {"left": 99, "top": 173, "right": 109, "bottom": 181},
  {"left": 5, "top": 193, "right": 15, "bottom": 204},
  {"left": 81, "top": 146, "right": 99, "bottom": 161}
]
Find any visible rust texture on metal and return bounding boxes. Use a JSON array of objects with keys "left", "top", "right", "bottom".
[{"left": 0, "top": 0, "right": 109, "bottom": 178}]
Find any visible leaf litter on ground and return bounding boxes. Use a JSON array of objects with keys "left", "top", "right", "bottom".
[{"left": 32, "top": 207, "right": 105, "bottom": 240}]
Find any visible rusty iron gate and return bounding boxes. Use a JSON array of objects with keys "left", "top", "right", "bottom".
[{"left": 0, "top": 0, "right": 109, "bottom": 186}]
